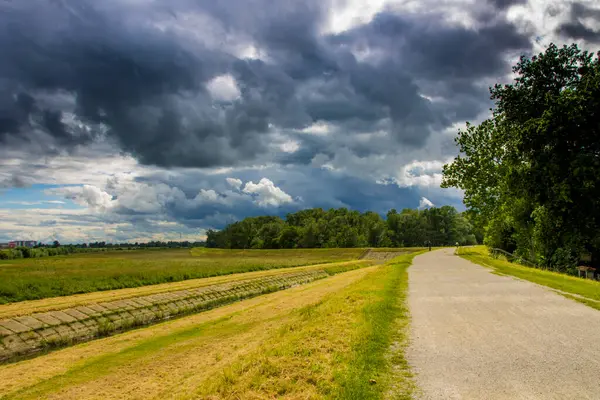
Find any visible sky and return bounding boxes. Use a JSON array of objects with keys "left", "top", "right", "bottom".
[{"left": 0, "top": 0, "right": 599, "bottom": 244}]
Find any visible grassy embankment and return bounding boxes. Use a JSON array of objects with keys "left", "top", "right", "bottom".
[
  {"left": 369, "top": 247, "right": 426, "bottom": 252},
  {"left": 458, "top": 246, "right": 600, "bottom": 310},
  {"left": 0, "top": 261, "right": 371, "bottom": 320},
  {"left": 0, "top": 248, "right": 363, "bottom": 304},
  {"left": 0, "top": 250, "right": 423, "bottom": 400}
]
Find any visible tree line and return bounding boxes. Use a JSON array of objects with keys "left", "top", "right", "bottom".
[
  {"left": 0, "top": 241, "right": 206, "bottom": 260},
  {"left": 68, "top": 241, "right": 205, "bottom": 249},
  {"left": 206, "top": 206, "right": 480, "bottom": 249},
  {"left": 442, "top": 43, "right": 600, "bottom": 273}
]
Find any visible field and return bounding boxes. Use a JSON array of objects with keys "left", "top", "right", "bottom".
[
  {"left": 0, "top": 251, "right": 422, "bottom": 399},
  {"left": 458, "top": 246, "right": 600, "bottom": 310},
  {"left": 0, "top": 248, "right": 364, "bottom": 304}
]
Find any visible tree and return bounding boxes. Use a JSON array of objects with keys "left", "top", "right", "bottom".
[
  {"left": 205, "top": 230, "right": 219, "bottom": 248},
  {"left": 278, "top": 226, "right": 300, "bottom": 248},
  {"left": 443, "top": 43, "right": 600, "bottom": 271}
]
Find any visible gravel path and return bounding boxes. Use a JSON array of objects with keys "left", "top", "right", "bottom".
[{"left": 407, "top": 248, "right": 600, "bottom": 400}]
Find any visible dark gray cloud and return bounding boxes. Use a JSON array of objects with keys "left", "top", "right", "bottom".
[
  {"left": 0, "top": 0, "right": 532, "bottom": 169},
  {"left": 0, "top": 174, "right": 29, "bottom": 189},
  {"left": 336, "top": 13, "right": 530, "bottom": 80},
  {"left": 556, "top": 3, "right": 600, "bottom": 43},
  {"left": 488, "top": 0, "right": 527, "bottom": 10}
]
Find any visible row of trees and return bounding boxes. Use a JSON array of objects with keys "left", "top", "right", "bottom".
[
  {"left": 0, "top": 246, "right": 109, "bottom": 260},
  {"left": 0, "top": 241, "right": 206, "bottom": 260},
  {"left": 206, "top": 206, "right": 480, "bottom": 249},
  {"left": 442, "top": 43, "right": 600, "bottom": 272},
  {"left": 65, "top": 241, "right": 205, "bottom": 249}
]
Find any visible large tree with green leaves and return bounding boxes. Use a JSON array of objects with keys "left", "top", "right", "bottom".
[{"left": 442, "top": 43, "right": 600, "bottom": 271}]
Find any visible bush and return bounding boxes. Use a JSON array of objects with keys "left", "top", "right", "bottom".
[
  {"left": 0, "top": 246, "right": 80, "bottom": 260},
  {"left": 7, "top": 249, "right": 23, "bottom": 259}
]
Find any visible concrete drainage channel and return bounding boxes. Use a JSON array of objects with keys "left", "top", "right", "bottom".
[{"left": 0, "top": 266, "right": 363, "bottom": 363}]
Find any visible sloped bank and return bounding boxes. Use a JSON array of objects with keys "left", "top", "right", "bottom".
[{"left": 0, "top": 263, "right": 367, "bottom": 362}]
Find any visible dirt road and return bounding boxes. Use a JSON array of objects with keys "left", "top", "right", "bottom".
[{"left": 407, "top": 249, "right": 600, "bottom": 399}]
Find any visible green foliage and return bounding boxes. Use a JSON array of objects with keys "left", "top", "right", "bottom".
[
  {"left": 207, "top": 206, "right": 478, "bottom": 249},
  {"left": 443, "top": 43, "right": 600, "bottom": 272},
  {"left": 0, "top": 246, "right": 112, "bottom": 260},
  {"left": 0, "top": 241, "right": 206, "bottom": 261},
  {"left": 0, "top": 249, "right": 24, "bottom": 260}
]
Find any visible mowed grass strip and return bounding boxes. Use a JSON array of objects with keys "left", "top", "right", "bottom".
[
  {"left": 458, "top": 246, "right": 600, "bottom": 310},
  {"left": 0, "top": 248, "right": 364, "bottom": 303},
  {"left": 196, "top": 251, "right": 423, "bottom": 399},
  {"left": 0, "top": 252, "right": 422, "bottom": 400},
  {"left": 0, "top": 266, "right": 376, "bottom": 399},
  {"left": 0, "top": 261, "right": 373, "bottom": 363}
]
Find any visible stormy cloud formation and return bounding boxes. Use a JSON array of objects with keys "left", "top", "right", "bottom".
[
  {"left": 556, "top": 2, "right": 600, "bottom": 43},
  {"left": 0, "top": 0, "right": 598, "bottom": 243},
  {"left": 1, "top": 0, "right": 530, "bottom": 167}
]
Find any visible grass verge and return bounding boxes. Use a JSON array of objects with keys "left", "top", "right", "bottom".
[
  {"left": 332, "top": 252, "right": 420, "bottom": 400},
  {"left": 196, "top": 251, "right": 423, "bottom": 399},
  {"left": 458, "top": 246, "right": 600, "bottom": 310}
]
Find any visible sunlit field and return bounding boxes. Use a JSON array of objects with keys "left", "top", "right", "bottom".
[
  {"left": 0, "top": 248, "right": 364, "bottom": 303},
  {"left": 0, "top": 251, "right": 423, "bottom": 399}
]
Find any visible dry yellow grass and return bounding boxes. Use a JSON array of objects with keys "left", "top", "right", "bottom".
[
  {"left": 0, "top": 266, "right": 377, "bottom": 400},
  {"left": 0, "top": 260, "right": 371, "bottom": 320}
]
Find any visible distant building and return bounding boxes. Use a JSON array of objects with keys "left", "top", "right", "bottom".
[
  {"left": 8, "top": 240, "right": 37, "bottom": 248},
  {"left": 0, "top": 243, "right": 9, "bottom": 249}
]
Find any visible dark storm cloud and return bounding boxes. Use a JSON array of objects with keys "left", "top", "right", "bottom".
[
  {"left": 0, "top": 0, "right": 531, "bottom": 169},
  {"left": 333, "top": 13, "right": 530, "bottom": 81},
  {"left": 0, "top": 0, "right": 263, "bottom": 167},
  {"left": 556, "top": 3, "right": 600, "bottom": 44},
  {"left": 488, "top": 0, "right": 527, "bottom": 10}
]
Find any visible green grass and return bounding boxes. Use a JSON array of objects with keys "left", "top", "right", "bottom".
[
  {"left": 331, "top": 252, "right": 420, "bottom": 399},
  {"left": 0, "top": 251, "right": 422, "bottom": 399},
  {"left": 369, "top": 247, "right": 426, "bottom": 253},
  {"left": 197, "top": 251, "right": 423, "bottom": 399},
  {"left": 0, "top": 248, "right": 364, "bottom": 304},
  {"left": 2, "top": 315, "right": 247, "bottom": 400},
  {"left": 458, "top": 246, "right": 600, "bottom": 310}
]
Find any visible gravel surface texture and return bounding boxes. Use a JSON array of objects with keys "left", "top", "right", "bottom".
[{"left": 407, "top": 248, "right": 600, "bottom": 400}]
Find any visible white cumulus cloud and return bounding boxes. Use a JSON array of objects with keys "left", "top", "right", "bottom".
[
  {"left": 419, "top": 197, "right": 435, "bottom": 209},
  {"left": 396, "top": 160, "right": 448, "bottom": 188},
  {"left": 243, "top": 178, "right": 293, "bottom": 207},
  {"left": 226, "top": 177, "right": 243, "bottom": 190},
  {"left": 51, "top": 185, "right": 114, "bottom": 211}
]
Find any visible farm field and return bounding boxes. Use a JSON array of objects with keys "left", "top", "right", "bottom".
[
  {"left": 0, "top": 261, "right": 371, "bottom": 320},
  {"left": 0, "top": 251, "right": 422, "bottom": 400},
  {"left": 0, "top": 248, "right": 364, "bottom": 304}
]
